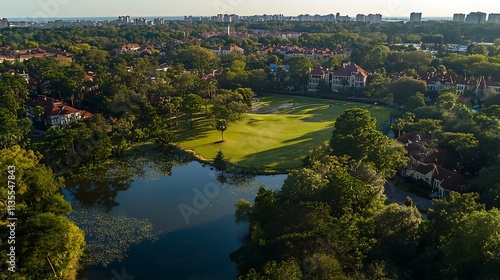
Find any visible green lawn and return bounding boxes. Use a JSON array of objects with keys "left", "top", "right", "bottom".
[{"left": 176, "top": 93, "right": 394, "bottom": 171}]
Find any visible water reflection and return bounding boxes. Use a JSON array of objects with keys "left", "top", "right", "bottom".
[
  {"left": 65, "top": 155, "right": 287, "bottom": 280},
  {"left": 65, "top": 153, "right": 188, "bottom": 211}
]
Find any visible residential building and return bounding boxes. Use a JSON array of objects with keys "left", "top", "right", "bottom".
[
  {"left": 367, "top": 14, "right": 382, "bottom": 23},
  {"left": 488, "top": 13, "right": 500, "bottom": 23},
  {"left": 466, "top": 12, "right": 487, "bottom": 24},
  {"left": 453, "top": 13, "right": 466, "bottom": 22},
  {"left": 307, "top": 66, "right": 329, "bottom": 92},
  {"left": 0, "top": 47, "right": 72, "bottom": 62},
  {"left": 153, "top": 18, "right": 165, "bottom": 25},
  {"left": 356, "top": 14, "right": 382, "bottom": 23},
  {"left": 117, "top": 15, "right": 131, "bottom": 25},
  {"left": 24, "top": 95, "right": 93, "bottom": 126},
  {"left": 210, "top": 45, "right": 244, "bottom": 57},
  {"left": 269, "top": 64, "right": 290, "bottom": 75},
  {"left": 397, "top": 131, "right": 468, "bottom": 198},
  {"left": 134, "top": 18, "right": 148, "bottom": 26},
  {"left": 477, "top": 76, "right": 500, "bottom": 94},
  {"left": 417, "top": 72, "right": 474, "bottom": 95},
  {"left": 356, "top": 14, "right": 366, "bottom": 22},
  {"left": 0, "top": 18, "right": 9, "bottom": 28},
  {"left": 330, "top": 63, "right": 368, "bottom": 91},
  {"left": 118, "top": 44, "right": 141, "bottom": 52},
  {"left": 410, "top": 12, "right": 422, "bottom": 22},
  {"left": 335, "top": 13, "right": 351, "bottom": 21}
]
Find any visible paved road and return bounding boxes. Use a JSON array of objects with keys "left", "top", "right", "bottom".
[{"left": 384, "top": 181, "right": 433, "bottom": 209}]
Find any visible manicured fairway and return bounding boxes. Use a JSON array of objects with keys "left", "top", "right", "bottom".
[{"left": 177, "top": 93, "right": 394, "bottom": 170}]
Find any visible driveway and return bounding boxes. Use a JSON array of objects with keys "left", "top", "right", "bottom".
[{"left": 384, "top": 181, "right": 433, "bottom": 210}]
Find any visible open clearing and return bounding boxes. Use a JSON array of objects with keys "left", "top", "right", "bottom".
[{"left": 176, "top": 93, "right": 394, "bottom": 170}]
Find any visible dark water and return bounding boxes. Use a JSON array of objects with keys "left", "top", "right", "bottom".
[{"left": 64, "top": 160, "right": 286, "bottom": 280}]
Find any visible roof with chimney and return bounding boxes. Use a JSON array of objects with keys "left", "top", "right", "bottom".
[
  {"left": 310, "top": 66, "right": 328, "bottom": 75},
  {"left": 331, "top": 63, "right": 367, "bottom": 78},
  {"left": 433, "top": 165, "right": 469, "bottom": 192},
  {"left": 25, "top": 95, "right": 82, "bottom": 117}
]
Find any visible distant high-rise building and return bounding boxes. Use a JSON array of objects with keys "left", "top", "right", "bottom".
[
  {"left": 134, "top": 18, "right": 147, "bottom": 26},
  {"left": 117, "top": 15, "right": 131, "bottom": 25},
  {"left": 356, "top": 14, "right": 366, "bottom": 22},
  {"left": 226, "top": 25, "right": 230, "bottom": 35},
  {"left": 410, "top": 12, "right": 422, "bottom": 22},
  {"left": 488, "top": 13, "right": 500, "bottom": 23},
  {"left": 153, "top": 18, "right": 164, "bottom": 25},
  {"left": 0, "top": 18, "right": 9, "bottom": 28},
  {"left": 466, "top": 12, "right": 487, "bottom": 24},
  {"left": 335, "top": 13, "right": 350, "bottom": 21},
  {"left": 367, "top": 14, "right": 382, "bottom": 23},
  {"left": 453, "top": 13, "right": 466, "bottom": 22}
]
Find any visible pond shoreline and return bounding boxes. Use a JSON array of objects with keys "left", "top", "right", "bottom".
[{"left": 119, "top": 138, "right": 291, "bottom": 176}]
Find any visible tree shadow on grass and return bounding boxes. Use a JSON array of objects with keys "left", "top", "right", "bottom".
[
  {"left": 238, "top": 128, "right": 333, "bottom": 169},
  {"left": 176, "top": 118, "right": 214, "bottom": 142}
]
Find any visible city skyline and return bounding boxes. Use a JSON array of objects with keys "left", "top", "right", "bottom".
[{"left": 1, "top": 0, "right": 499, "bottom": 18}]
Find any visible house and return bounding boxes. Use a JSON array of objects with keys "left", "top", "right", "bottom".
[
  {"left": 417, "top": 72, "right": 474, "bottom": 95},
  {"left": 138, "top": 44, "right": 154, "bottom": 55},
  {"left": 307, "top": 66, "right": 329, "bottom": 92},
  {"left": 210, "top": 45, "right": 244, "bottom": 57},
  {"left": 397, "top": 131, "right": 468, "bottom": 198},
  {"left": 431, "top": 165, "right": 469, "bottom": 198},
  {"left": 269, "top": 64, "right": 290, "bottom": 75},
  {"left": 330, "top": 63, "right": 368, "bottom": 91},
  {"left": 119, "top": 44, "right": 141, "bottom": 52},
  {"left": 476, "top": 76, "right": 500, "bottom": 95},
  {"left": 24, "top": 95, "right": 93, "bottom": 126}
]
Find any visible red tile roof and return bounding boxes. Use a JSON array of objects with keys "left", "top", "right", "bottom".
[
  {"left": 396, "top": 131, "right": 432, "bottom": 145},
  {"left": 331, "top": 63, "right": 367, "bottom": 77},
  {"left": 25, "top": 95, "right": 82, "bottom": 117},
  {"left": 310, "top": 66, "right": 328, "bottom": 75},
  {"left": 433, "top": 165, "right": 469, "bottom": 192},
  {"left": 415, "top": 163, "right": 435, "bottom": 175}
]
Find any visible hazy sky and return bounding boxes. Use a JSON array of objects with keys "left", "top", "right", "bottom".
[{"left": 0, "top": 0, "right": 498, "bottom": 18}]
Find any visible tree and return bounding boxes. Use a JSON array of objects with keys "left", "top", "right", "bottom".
[
  {"left": 386, "top": 77, "right": 427, "bottom": 105},
  {"left": 0, "top": 146, "right": 84, "bottom": 279},
  {"left": 215, "top": 119, "right": 228, "bottom": 141},
  {"left": 440, "top": 209, "right": 500, "bottom": 279},
  {"left": 213, "top": 150, "right": 228, "bottom": 172},
  {"left": 238, "top": 259, "right": 302, "bottom": 280},
  {"left": 436, "top": 92, "right": 459, "bottom": 110},
  {"left": 330, "top": 108, "right": 408, "bottom": 177},
  {"left": 181, "top": 94, "right": 203, "bottom": 129},
  {"left": 179, "top": 45, "right": 220, "bottom": 76},
  {"left": 396, "top": 112, "right": 415, "bottom": 137},
  {"left": 211, "top": 90, "right": 249, "bottom": 141},
  {"left": 288, "top": 56, "right": 313, "bottom": 90},
  {"left": 405, "top": 119, "right": 443, "bottom": 134},
  {"left": 17, "top": 213, "right": 85, "bottom": 279},
  {"left": 156, "top": 128, "right": 175, "bottom": 149},
  {"left": 405, "top": 92, "right": 426, "bottom": 111},
  {"left": 372, "top": 203, "right": 422, "bottom": 265},
  {"left": 0, "top": 108, "right": 32, "bottom": 149},
  {"left": 439, "top": 132, "right": 478, "bottom": 173}
]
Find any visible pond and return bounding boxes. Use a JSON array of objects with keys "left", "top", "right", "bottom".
[{"left": 64, "top": 157, "right": 287, "bottom": 280}]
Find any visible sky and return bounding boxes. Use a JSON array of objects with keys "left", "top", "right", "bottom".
[{"left": 0, "top": 0, "right": 498, "bottom": 19}]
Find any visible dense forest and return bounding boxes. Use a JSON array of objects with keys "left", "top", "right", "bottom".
[{"left": 0, "top": 20, "right": 499, "bottom": 279}]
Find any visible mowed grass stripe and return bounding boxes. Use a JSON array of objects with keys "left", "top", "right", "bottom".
[{"left": 177, "top": 93, "right": 394, "bottom": 170}]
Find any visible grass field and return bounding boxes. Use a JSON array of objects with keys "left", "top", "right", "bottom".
[{"left": 176, "top": 93, "right": 394, "bottom": 171}]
